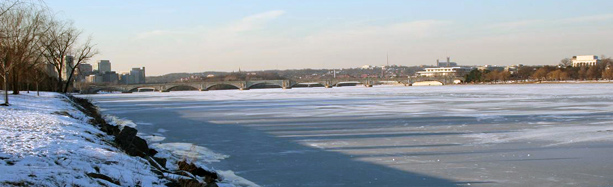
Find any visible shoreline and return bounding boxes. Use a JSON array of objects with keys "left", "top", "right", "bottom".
[
  {"left": 76, "top": 94, "right": 258, "bottom": 187},
  {"left": 68, "top": 94, "right": 228, "bottom": 187},
  {"left": 0, "top": 92, "right": 225, "bottom": 187}
]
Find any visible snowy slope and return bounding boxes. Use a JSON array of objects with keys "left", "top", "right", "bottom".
[{"left": 0, "top": 92, "right": 165, "bottom": 186}]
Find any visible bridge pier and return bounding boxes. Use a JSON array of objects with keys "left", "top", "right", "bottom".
[
  {"left": 283, "top": 87, "right": 292, "bottom": 89},
  {"left": 240, "top": 88, "right": 250, "bottom": 91},
  {"left": 365, "top": 84, "right": 373, "bottom": 87},
  {"left": 199, "top": 89, "right": 208, "bottom": 91},
  {"left": 325, "top": 85, "right": 333, "bottom": 88}
]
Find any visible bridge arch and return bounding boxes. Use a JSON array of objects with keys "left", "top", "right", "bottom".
[
  {"left": 290, "top": 82, "right": 325, "bottom": 88},
  {"left": 205, "top": 83, "right": 241, "bottom": 90},
  {"left": 164, "top": 85, "right": 199, "bottom": 92},
  {"left": 247, "top": 82, "right": 283, "bottom": 89},
  {"left": 89, "top": 87, "right": 126, "bottom": 94},
  {"left": 335, "top": 81, "right": 362, "bottom": 87},
  {"left": 128, "top": 87, "right": 158, "bottom": 92}
]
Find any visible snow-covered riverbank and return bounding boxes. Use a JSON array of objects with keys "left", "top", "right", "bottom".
[
  {"left": 0, "top": 92, "right": 255, "bottom": 187},
  {"left": 0, "top": 92, "right": 165, "bottom": 186}
]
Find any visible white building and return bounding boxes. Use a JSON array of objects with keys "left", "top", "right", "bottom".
[
  {"left": 361, "top": 65, "right": 374, "bottom": 69},
  {"left": 416, "top": 67, "right": 472, "bottom": 77},
  {"left": 572, "top": 55, "right": 600, "bottom": 67}
]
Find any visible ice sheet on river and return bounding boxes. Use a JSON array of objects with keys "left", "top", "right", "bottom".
[{"left": 85, "top": 84, "right": 613, "bottom": 186}]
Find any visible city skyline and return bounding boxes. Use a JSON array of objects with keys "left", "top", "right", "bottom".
[{"left": 47, "top": 0, "right": 613, "bottom": 76}]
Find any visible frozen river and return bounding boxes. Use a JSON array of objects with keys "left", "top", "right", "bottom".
[{"left": 85, "top": 84, "right": 613, "bottom": 186}]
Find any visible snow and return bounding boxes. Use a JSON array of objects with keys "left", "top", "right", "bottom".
[
  {"left": 102, "top": 114, "right": 256, "bottom": 187},
  {"left": 466, "top": 123, "right": 613, "bottom": 146},
  {"left": 0, "top": 92, "right": 165, "bottom": 186},
  {"left": 217, "top": 170, "right": 260, "bottom": 187},
  {"left": 151, "top": 143, "right": 228, "bottom": 168}
]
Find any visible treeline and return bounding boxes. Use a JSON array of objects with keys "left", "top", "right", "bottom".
[
  {"left": 465, "top": 57, "right": 613, "bottom": 83},
  {"left": 0, "top": 0, "right": 97, "bottom": 105}
]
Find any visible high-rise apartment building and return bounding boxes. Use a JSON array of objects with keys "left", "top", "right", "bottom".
[
  {"left": 129, "top": 67, "right": 146, "bottom": 84},
  {"left": 97, "top": 60, "right": 111, "bottom": 74}
]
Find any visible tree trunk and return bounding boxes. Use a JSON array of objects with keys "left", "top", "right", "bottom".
[
  {"left": 57, "top": 79, "right": 63, "bottom": 92},
  {"left": 3, "top": 72, "right": 8, "bottom": 106},
  {"left": 36, "top": 82, "right": 39, "bottom": 96},
  {"left": 63, "top": 74, "right": 73, "bottom": 93},
  {"left": 11, "top": 70, "right": 19, "bottom": 95},
  {"left": 27, "top": 82, "right": 29, "bottom": 93}
]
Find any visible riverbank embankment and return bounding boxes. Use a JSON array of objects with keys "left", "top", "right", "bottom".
[{"left": 0, "top": 92, "right": 226, "bottom": 186}]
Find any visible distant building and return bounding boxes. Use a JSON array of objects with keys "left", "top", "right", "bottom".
[
  {"left": 78, "top": 64, "right": 93, "bottom": 75},
  {"left": 97, "top": 60, "right": 111, "bottom": 74},
  {"left": 416, "top": 67, "right": 472, "bottom": 77},
  {"left": 361, "top": 65, "right": 374, "bottom": 69},
  {"left": 45, "top": 63, "right": 58, "bottom": 78},
  {"left": 417, "top": 57, "right": 472, "bottom": 77},
  {"left": 102, "top": 71, "right": 119, "bottom": 84},
  {"left": 61, "top": 55, "right": 74, "bottom": 81},
  {"left": 504, "top": 64, "right": 524, "bottom": 75},
  {"left": 437, "top": 57, "right": 457, "bottom": 67},
  {"left": 86, "top": 74, "right": 103, "bottom": 83},
  {"left": 129, "top": 67, "right": 146, "bottom": 84},
  {"left": 118, "top": 72, "right": 130, "bottom": 84},
  {"left": 75, "top": 63, "right": 93, "bottom": 82},
  {"left": 572, "top": 55, "right": 600, "bottom": 67},
  {"left": 80, "top": 59, "right": 146, "bottom": 85},
  {"left": 477, "top": 65, "right": 505, "bottom": 71},
  {"left": 116, "top": 67, "right": 146, "bottom": 84}
]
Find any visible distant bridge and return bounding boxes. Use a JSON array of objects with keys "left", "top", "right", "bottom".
[{"left": 79, "top": 77, "right": 463, "bottom": 94}]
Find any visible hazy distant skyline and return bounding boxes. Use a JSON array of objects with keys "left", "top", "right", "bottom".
[{"left": 47, "top": 0, "right": 613, "bottom": 76}]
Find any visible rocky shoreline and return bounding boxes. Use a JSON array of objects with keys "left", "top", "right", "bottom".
[{"left": 66, "top": 94, "right": 221, "bottom": 187}]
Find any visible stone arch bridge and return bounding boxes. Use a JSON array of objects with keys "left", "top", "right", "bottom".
[{"left": 79, "top": 77, "right": 461, "bottom": 94}]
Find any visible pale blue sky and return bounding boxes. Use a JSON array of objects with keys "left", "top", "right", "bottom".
[{"left": 47, "top": 0, "right": 613, "bottom": 75}]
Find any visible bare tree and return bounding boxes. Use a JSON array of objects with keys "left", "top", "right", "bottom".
[
  {"left": 0, "top": 0, "right": 96, "bottom": 105},
  {"left": 40, "top": 20, "right": 79, "bottom": 92},
  {"left": 547, "top": 69, "right": 562, "bottom": 81},
  {"left": 559, "top": 58, "right": 571, "bottom": 67},
  {"left": 602, "top": 67, "right": 613, "bottom": 81},
  {"left": 486, "top": 70, "right": 500, "bottom": 82},
  {"left": 578, "top": 66, "right": 587, "bottom": 80},
  {"left": 499, "top": 70, "right": 511, "bottom": 83},
  {"left": 28, "top": 63, "right": 48, "bottom": 96},
  {"left": 532, "top": 67, "right": 549, "bottom": 81},
  {"left": 586, "top": 65, "right": 601, "bottom": 80},
  {"left": 0, "top": 1, "right": 19, "bottom": 105},
  {"left": 63, "top": 36, "right": 98, "bottom": 93},
  {"left": 0, "top": 1, "right": 19, "bottom": 16},
  {"left": 0, "top": 2, "right": 46, "bottom": 105}
]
